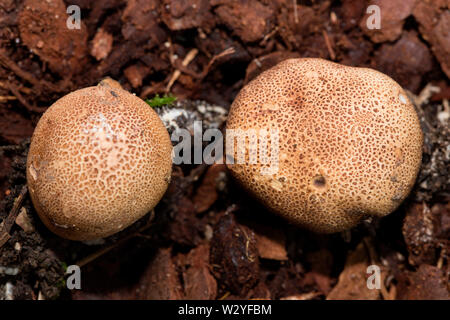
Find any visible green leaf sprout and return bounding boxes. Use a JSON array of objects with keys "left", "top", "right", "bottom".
[{"left": 145, "top": 94, "right": 177, "bottom": 108}]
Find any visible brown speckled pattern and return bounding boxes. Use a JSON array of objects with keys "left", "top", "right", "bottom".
[
  {"left": 226, "top": 58, "right": 423, "bottom": 233},
  {"left": 27, "top": 84, "right": 173, "bottom": 240}
]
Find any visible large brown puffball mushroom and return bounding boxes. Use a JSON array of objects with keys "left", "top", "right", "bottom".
[
  {"left": 27, "top": 81, "right": 172, "bottom": 240},
  {"left": 226, "top": 58, "right": 423, "bottom": 233}
]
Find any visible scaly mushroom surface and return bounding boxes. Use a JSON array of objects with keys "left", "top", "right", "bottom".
[
  {"left": 27, "top": 81, "right": 172, "bottom": 240},
  {"left": 226, "top": 58, "right": 423, "bottom": 233}
]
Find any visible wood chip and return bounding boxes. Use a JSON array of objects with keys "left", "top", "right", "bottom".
[
  {"left": 327, "top": 240, "right": 381, "bottom": 300},
  {"left": 15, "top": 207, "right": 35, "bottom": 233},
  {"left": 90, "top": 28, "right": 113, "bottom": 61}
]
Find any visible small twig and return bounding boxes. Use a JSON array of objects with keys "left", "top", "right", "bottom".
[
  {"left": 260, "top": 27, "right": 279, "bottom": 46},
  {"left": 416, "top": 83, "right": 441, "bottom": 106},
  {"left": 76, "top": 211, "right": 156, "bottom": 268},
  {"left": 362, "top": 237, "right": 378, "bottom": 264},
  {"left": 362, "top": 237, "right": 392, "bottom": 300},
  {"left": 388, "top": 284, "right": 397, "bottom": 300},
  {"left": 241, "top": 227, "right": 255, "bottom": 262},
  {"left": 8, "top": 83, "right": 47, "bottom": 113},
  {"left": 0, "top": 50, "right": 68, "bottom": 93},
  {"left": 166, "top": 48, "right": 199, "bottom": 92},
  {"left": 0, "top": 95, "right": 16, "bottom": 102},
  {"left": 330, "top": 12, "right": 338, "bottom": 25},
  {"left": 75, "top": 243, "right": 116, "bottom": 268},
  {"left": 218, "top": 291, "right": 231, "bottom": 300},
  {"left": 293, "top": 0, "right": 299, "bottom": 24},
  {"left": 0, "top": 185, "right": 28, "bottom": 248},
  {"left": 224, "top": 204, "right": 238, "bottom": 216},
  {"left": 280, "top": 292, "right": 322, "bottom": 300},
  {"left": 322, "top": 30, "right": 336, "bottom": 60},
  {"left": 436, "top": 245, "right": 446, "bottom": 269},
  {"left": 0, "top": 81, "right": 32, "bottom": 94},
  {"left": 199, "top": 47, "right": 235, "bottom": 79},
  {"left": 139, "top": 82, "right": 165, "bottom": 99},
  {"left": 0, "top": 50, "right": 43, "bottom": 90},
  {"left": 173, "top": 47, "right": 235, "bottom": 81}
]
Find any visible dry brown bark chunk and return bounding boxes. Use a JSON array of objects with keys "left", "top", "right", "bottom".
[
  {"left": 213, "top": 0, "right": 274, "bottom": 43},
  {"left": 124, "top": 63, "right": 150, "bottom": 88},
  {"left": 396, "top": 264, "right": 450, "bottom": 300},
  {"left": 137, "top": 247, "right": 184, "bottom": 300},
  {"left": 181, "top": 244, "right": 217, "bottom": 300},
  {"left": 90, "top": 28, "right": 113, "bottom": 61},
  {"left": 359, "top": 0, "right": 417, "bottom": 43},
  {"left": 18, "top": 0, "right": 88, "bottom": 76},
  {"left": 307, "top": 249, "right": 333, "bottom": 295},
  {"left": 327, "top": 241, "right": 381, "bottom": 300},
  {"left": 251, "top": 223, "right": 288, "bottom": 261},
  {"left": 339, "top": 0, "right": 366, "bottom": 31},
  {"left": 121, "top": 0, "right": 166, "bottom": 46},
  {"left": 0, "top": 108, "right": 34, "bottom": 145},
  {"left": 373, "top": 31, "right": 433, "bottom": 92},
  {"left": 413, "top": 1, "right": 450, "bottom": 78},
  {"left": 161, "top": 0, "right": 215, "bottom": 31},
  {"left": 402, "top": 203, "right": 439, "bottom": 266},
  {"left": 193, "top": 164, "right": 226, "bottom": 214}
]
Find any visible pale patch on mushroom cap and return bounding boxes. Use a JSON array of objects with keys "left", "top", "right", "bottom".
[
  {"left": 27, "top": 84, "right": 172, "bottom": 240},
  {"left": 226, "top": 58, "right": 423, "bottom": 233}
]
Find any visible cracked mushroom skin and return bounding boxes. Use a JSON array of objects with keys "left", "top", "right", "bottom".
[
  {"left": 226, "top": 58, "right": 423, "bottom": 233},
  {"left": 26, "top": 83, "right": 172, "bottom": 241}
]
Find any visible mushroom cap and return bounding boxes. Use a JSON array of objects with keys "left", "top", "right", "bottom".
[
  {"left": 27, "top": 84, "right": 172, "bottom": 240},
  {"left": 226, "top": 58, "right": 423, "bottom": 233}
]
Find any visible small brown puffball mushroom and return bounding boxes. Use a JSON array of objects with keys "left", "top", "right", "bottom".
[
  {"left": 27, "top": 81, "right": 172, "bottom": 241},
  {"left": 226, "top": 58, "right": 423, "bottom": 233}
]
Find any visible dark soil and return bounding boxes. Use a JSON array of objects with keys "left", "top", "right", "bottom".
[{"left": 0, "top": 0, "right": 449, "bottom": 300}]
